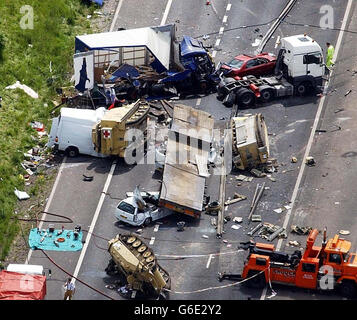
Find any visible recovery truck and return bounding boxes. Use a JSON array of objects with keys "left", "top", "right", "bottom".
[
  {"left": 231, "top": 113, "right": 269, "bottom": 170},
  {"left": 74, "top": 24, "right": 218, "bottom": 102},
  {"left": 105, "top": 233, "right": 170, "bottom": 299},
  {"left": 217, "top": 34, "right": 324, "bottom": 108},
  {"left": 48, "top": 99, "right": 149, "bottom": 158},
  {"left": 219, "top": 228, "right": 357, "bottom": 298}
]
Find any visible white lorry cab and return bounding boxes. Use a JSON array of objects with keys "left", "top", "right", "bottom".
[{"left": 47, "top": 107, "right": 107, "bottom": 157}]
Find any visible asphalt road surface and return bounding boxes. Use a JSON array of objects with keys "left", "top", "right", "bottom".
[{"left": 26, "top": 0, "right": 357, "bottom": 301}]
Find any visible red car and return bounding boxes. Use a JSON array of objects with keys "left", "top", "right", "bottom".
[{"left": 220, "top": 52, "right": 276, "bottom": 78}]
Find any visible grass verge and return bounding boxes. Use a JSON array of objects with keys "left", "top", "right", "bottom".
[{"left": 0, "top": 0, "right": 95, "bottom": 263}]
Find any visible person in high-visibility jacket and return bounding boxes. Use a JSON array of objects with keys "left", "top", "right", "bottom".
[{"left": 325, "top": 42, "right": 335, "bottom": 76}]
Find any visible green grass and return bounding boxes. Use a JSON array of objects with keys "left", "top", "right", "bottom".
[{"left": 0, "top": 0, "right": 95, "bottom": 262}]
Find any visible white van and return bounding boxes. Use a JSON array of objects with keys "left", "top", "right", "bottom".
[{"left": 47, "top": 107, "right": 107, "bottom": 157}]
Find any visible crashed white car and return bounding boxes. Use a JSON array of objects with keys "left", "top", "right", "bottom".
[{"left": 114, "top": 190, "right": 173, "bottom": 226}]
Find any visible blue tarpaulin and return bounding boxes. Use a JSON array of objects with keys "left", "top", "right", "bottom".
[
  {"left": 91, "top": 0, "right": 103, "bottom": 6},
  {"left": 28, "top": 228, "right": 83, "bottom": 252},
  {"left": 109, "top": 64, "right": 140, "bottom": 81}
]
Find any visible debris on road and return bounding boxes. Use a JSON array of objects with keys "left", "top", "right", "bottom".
[
  {"left": 334, "top": 108, "right": 344, "bottom": 113},
  {"left": 251, "top": 215, "right": 262, "bottom": 222},
  {"left": 231, "top": 225, "right": 241, "bottom": 230},
  {"left": 202, "top": 235, "right": 209, "bottom": 239},
  {"left": 83, "top": 174, "right": 94, "bottom": 182},
  {"left": 291, "top": 225, "right": 313, "bottom": 235},
  {"left": 288, "top": 240, "right": 300, "bottom": 247},
  {"left": 248, "top": 182, "right": 265, "bottom": 224},
  {"left": 233, "top": 217, "right": 243, "bottom": 223},
  {"left": 177, "top": 222, "right": 185, "bottom": 232},
  {"left": 291, "top": 156, "right": 297, "bottom": 163},
  {"left": 224, "top": 193, "right": 247, "bottom": 206},
  {"left": 305, "top": 156, "right": 316, "bottom": 166},
  {"left": 250, "top": 168, "right": 266, "bottom": 178},
  {"left": 258, "top": 223, "right": 286, "bottom": 241},
  {"left": 205, "top": 201, "right": 220, "bottom": 215},
  {"left": 236, "top": 174, "right": 253, "bottom": 182},
  {"left": 211, "top": 217, "right": 217, "bottom": 227},
  {"left": 344, "top": 89, "right": 352, "bottom": 96},
  {"left": 247, "top": 223, "right": 263, "bottom": 236},
  {"left": 273, "top": 208, "right": 284, "bottom": 214},
  {"left": 339, "top": 230, "right": 350, "bottom": 235}
]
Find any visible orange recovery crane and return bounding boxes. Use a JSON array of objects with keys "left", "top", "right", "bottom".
[{"left": 219, "top": 228, "right": 357, "bottom": 297}]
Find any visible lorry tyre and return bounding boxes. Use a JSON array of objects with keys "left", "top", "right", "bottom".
[
  {"left": 66, "top": 146, "right": 79, "bottom": 157},
  {"left": 260, "top": 89, "right": 274, "bottom": 102},
  {"left": 295, "top": 82, "right": 310, "bottom": 96},
  {"left": 144, "top": 217, "right": 152, "bottom": 226},
  {"left": 339, "top": 280, "right": 357, "bottom": 298},
  {"left": 237, "top": 88, "right": 255, "bottom": 108},
  {"left": 222, "top": 92, "right": 236, "bottom": 108}
]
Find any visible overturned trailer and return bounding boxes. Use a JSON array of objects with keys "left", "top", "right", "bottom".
[{"left": 159, "top": 104, "right": 214, "bottom": 218}]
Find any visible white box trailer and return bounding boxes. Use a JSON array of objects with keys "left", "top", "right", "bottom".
[{"left": 47, "top": 107, "right": 107, "bottom": 157}]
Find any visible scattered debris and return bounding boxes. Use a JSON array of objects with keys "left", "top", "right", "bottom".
[
  {"left": 224, "top": 193, "right": 247, "bottom": 206},
  {"left": 14, "top": 189, "right": 30, "bottom": 200},
  {"left": 334, "top": 108, "right": 344, "bottom": 113},
  {"left": 247, "top": 223, "right": 263, "bottom": 236},
  {"left": 273, "top": 208, "right": 284, "bottom": 214},
  {"left": 233, "top": 217, "right": 243, "bottom": 223},
  {"left": 5, "top": 81, "right": 39, "bottom": 99},
  {"left": 291, "top": 225, "right": 312, "bottom": 235},
  {"left": 288, "top": 240, "right": 300, "bottom": 247},
  {"left": 291, "top": 156, "right": 297, "bottom": 163},
  {"left": 250, "top": 168, "right": 266, "bottom": 178},
  {"left": 305, "top": 156, "right": 316, "bottom": 166},
  {"left": 258, "top": 223, "right": 286, "bottom": 241},
  {"left": 205, "top": 201, "right": 220, "bottom": 215},
  {"left": 231, "top": 225, "right": 241, "bottom": 230},
  {"left": 83, "top": 175, "right": 94, "bottom": 182},
  {"left": 210, "top": 217, "right": 217, "bottom": 227},
  {"left": 202, "top": 235, "right": 209, "bottom": 239},
  {"left": 248, "top": 182, "right": 265, "bottom": 224},
  {"left": 268, "top": 177, "right": 276, "bottom": 182},
  {"left": 339, "top": 230, "right": 350, "bottom": 235},
  {"left": 251, "top": 215, "right": 262, "bottom": 222},
  {"left": 236, "top": 174, "right": 253, "bottom": 182},
  {"left": 344, "top": 89, "right": 352, "bottom": 96}
]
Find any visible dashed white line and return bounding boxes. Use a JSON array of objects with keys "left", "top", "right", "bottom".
[
  {"left": 219, "top": 27, "right": 224, "bottom": 35},
  {"left": 275, "top": 35, "right": 281, "bottom": 49},
  {"left": 154, "top": 224, "right": 160, "bottom": 232},
  {"left": 222, "top": 15, "right": 228, "bottom": 23},
  {"left": 215, "top": 38, "right": 221, "bottom": 47},
  {"left": 150, "top": 237, "right": 155, "bottom": 245},
  {"left": 196, "top": 98, "right": 202, "bottom": 106},
  {"left": 206, "top": 254, "right": 213, "bottom": 268},
  {"left": 226, "top": 3, "right": 232, "bottom": 11}
]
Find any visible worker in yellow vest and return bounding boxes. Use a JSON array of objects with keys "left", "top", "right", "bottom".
[{"left": 325, "top": 42, "right": 335, "bottom": 77}]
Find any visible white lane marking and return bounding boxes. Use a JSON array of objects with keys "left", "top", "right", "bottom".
[
  {"left": 226, "top": 3, "right": 232, "bottom": 11},
  {"left": 275, "top": 35, "right": 281, "bottom": 49},
  {"left": 150, "top": 237, "right": 155, "bottom": 245},
  {"left": 222, "top": 15, "right": 228, "bottom": 23},
  {"left": 161, "top": 0, "right": 173, "bottom": 26},
  {"left": 260, "top": 0, "right": 354, "bottom": 301},
  {"left": 260, "top": 287, "right": 267, "bottom": 300},
  {"left": 206, "top": 254, "right": 213, "bottom": 268},
  {"left": 212, "top": 50, "right": 217, "bottom": 58},
  {"left": 71, "top": 160, "right": 118, "bottom": 286},
  {"left": 154, "top": 224, "right": 160, "bottom": 232},
  {"left": 196, "top": 98, "right": 202, "bottom": 106},
  {"left": 215, "top": 38, "right": 221, "bottom": 47},
  {"left": 219, "top": 27, "right": 224, "bottom": 35},
  {"left": 109, "top": 0, "right": 124, "bottom": 32},
  {"left": 25, "top": 157, "right": 67, "bottom": 264}
]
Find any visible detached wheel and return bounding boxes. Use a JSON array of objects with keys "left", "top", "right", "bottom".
[
  {"left": 66, "top": 146, "right": 79, "bottom": 157},
  {"left": 260, "top": 89, "right": 274, "bottom": 102},
  {"left": 339, "top": 280, "right": 357, "bottom": 298}
]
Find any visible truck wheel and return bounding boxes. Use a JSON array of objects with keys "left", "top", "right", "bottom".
[
  {"left": 260, "top": 89, "right": 274, "bottom": 102},
  {"left": 66, "top": 146, "right": 79, "bottom": 157},
  {"left": 295, "top": 82, "right": 310, "bottom": 96},
  {"left": 237, "top": 88, "right": 255, "bottom": 108},
  {"left": 339, "top": 280, "right": 357, "bottom": 298},
  {"left": 144, "top": 218, "right": 152, "bottom": 226},
  {"left": 222, "top": 92, "right": 236, "bottom": 108}
]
